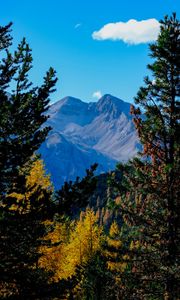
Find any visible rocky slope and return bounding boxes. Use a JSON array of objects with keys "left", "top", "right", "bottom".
[{"left": 39, "top": 94, "right": 139, "bottom": 188}]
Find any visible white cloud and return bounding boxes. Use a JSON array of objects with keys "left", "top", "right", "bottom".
[
  {"left": 92, "top": 91, "right": 102, "bottom": 99},
  {"left": 74, "top": 23, "right": 82, "bottom": 29},
  {"left": 92, "top": 18, "right": 160, "bottom": 45}
]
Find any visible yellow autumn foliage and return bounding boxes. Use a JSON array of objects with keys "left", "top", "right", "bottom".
[
  {"left": 106, "top": 221, "right": 128, "bottom": 273},
  {"left": 39, "top": 220, "right": 73, "bottom": 278},
  {"left": 129, "top": 240, "right": 141, "bottom": 251},
  {"left": 39, "top": 208, "right": 104, "bottom": 282},
  {"left": 8, "top": 157, "right": 53, "bottom": 213}
]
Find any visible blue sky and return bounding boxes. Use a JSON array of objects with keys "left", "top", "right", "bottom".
[{"left": 1, "top": 0, "right": 180, "bottom": 104}]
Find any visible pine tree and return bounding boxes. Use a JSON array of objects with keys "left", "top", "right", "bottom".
[
  {"left": 56, "top": 163, "right": 98, "bottom": 216},
  {"left": 74, "top": 252, "right": 114, "bottom": 300},
  {"left": 0, "top": 22, "right": 12, "bottom": 50},
  {"left": 114, "top": 14, "right": 180, "bottom": 299},
  {"left": 0, "top": 23, "right": 58, "bottom": 299},
  {"left": 0, "top": 23, "right": 57, "bottom": 196}
]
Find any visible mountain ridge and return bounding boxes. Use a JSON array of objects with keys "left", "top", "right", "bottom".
[{"left": 40, "top": 94, "right": 138, "bottom": 188}]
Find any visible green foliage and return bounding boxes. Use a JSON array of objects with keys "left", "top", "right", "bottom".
[
  {"left": 0, "top": 22, "right": 12, "bottom": 50},
  {"left": 56, "top": 163, "right": 98, "bottom": 216},
  {"left": 109, "top": 13, "right": 180, "bottom": 299},
  {"left": 0, "top": 23, "right": 58, "bottom": 299},
  {"left": 0, "top": 23, "right": 57, "bottom": 195},
  {"left": 73, "top": 253, "right": 115, "bottom": 300}
]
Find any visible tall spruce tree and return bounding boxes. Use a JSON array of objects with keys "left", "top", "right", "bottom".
[
  {"left": 56, "top": 163, "right": 98, "bottom": 216},
  {"left": 0, "top": 23, "right": 58, "bottom": 299},
  {"left": 0, "top": 23, "right": 57, "bottom": 196},
  {"left": 111, "top": 14, "right": 180, "bottom": 299},
  {"left": 0, "top": 22, "right": 12, "bottom": 50}
]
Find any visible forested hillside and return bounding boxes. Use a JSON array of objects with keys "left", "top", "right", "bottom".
[{"left": 0, "top": 13, "right": 179, "bottom": 300}]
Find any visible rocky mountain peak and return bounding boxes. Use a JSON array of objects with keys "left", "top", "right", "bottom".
[
  {"left": 39, "top": 94, "right": 138, "bottom": 188},
  {"left": 96, "top": 94, "right": 131, "bottom": 118}
]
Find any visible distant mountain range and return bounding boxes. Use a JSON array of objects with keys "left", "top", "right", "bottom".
[{"left": 39, "top": 94, "right": 139, "bottom": 189}]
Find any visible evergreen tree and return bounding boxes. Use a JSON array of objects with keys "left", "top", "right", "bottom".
[
  {"left": 113, "top": 14, "right": 180, "bottom": 299},
  {"left": 0, "top": 22, "right": 12, "bottom": 50},
  {"left": 0, "top": 158, "right": 56, "bottom": 299},
  {"left": 56, "top": 163, "right": 98, "bottom": 216},
  {"left": 0, "top": 23, "right": 57, "bottom": 195},
  {"left": 0, "top": 23, "right": 58, "bottom": 299},
  {"left": 74, "top": 252, "right": 114, "bottom": 300}
]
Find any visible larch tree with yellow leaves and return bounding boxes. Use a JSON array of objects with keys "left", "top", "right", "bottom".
[
  {"left": 67, "top": 208, "right": 107, "bottom": 299},
  {"left": 0, "top": 156, "right": 57, "bottom": 299},
  {"left": 39, "top": 208, "right": 106, "bottom": 298},
  {"left": 42, "top": 209, "right": 103, "bottom": 281},
  {"left": 7, "top": 157, "right": 54, "bottom": 214}
]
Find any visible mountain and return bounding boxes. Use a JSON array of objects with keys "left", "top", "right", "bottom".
[{"left": 39, "top": 94, "right": 139, "bottom": 189}]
